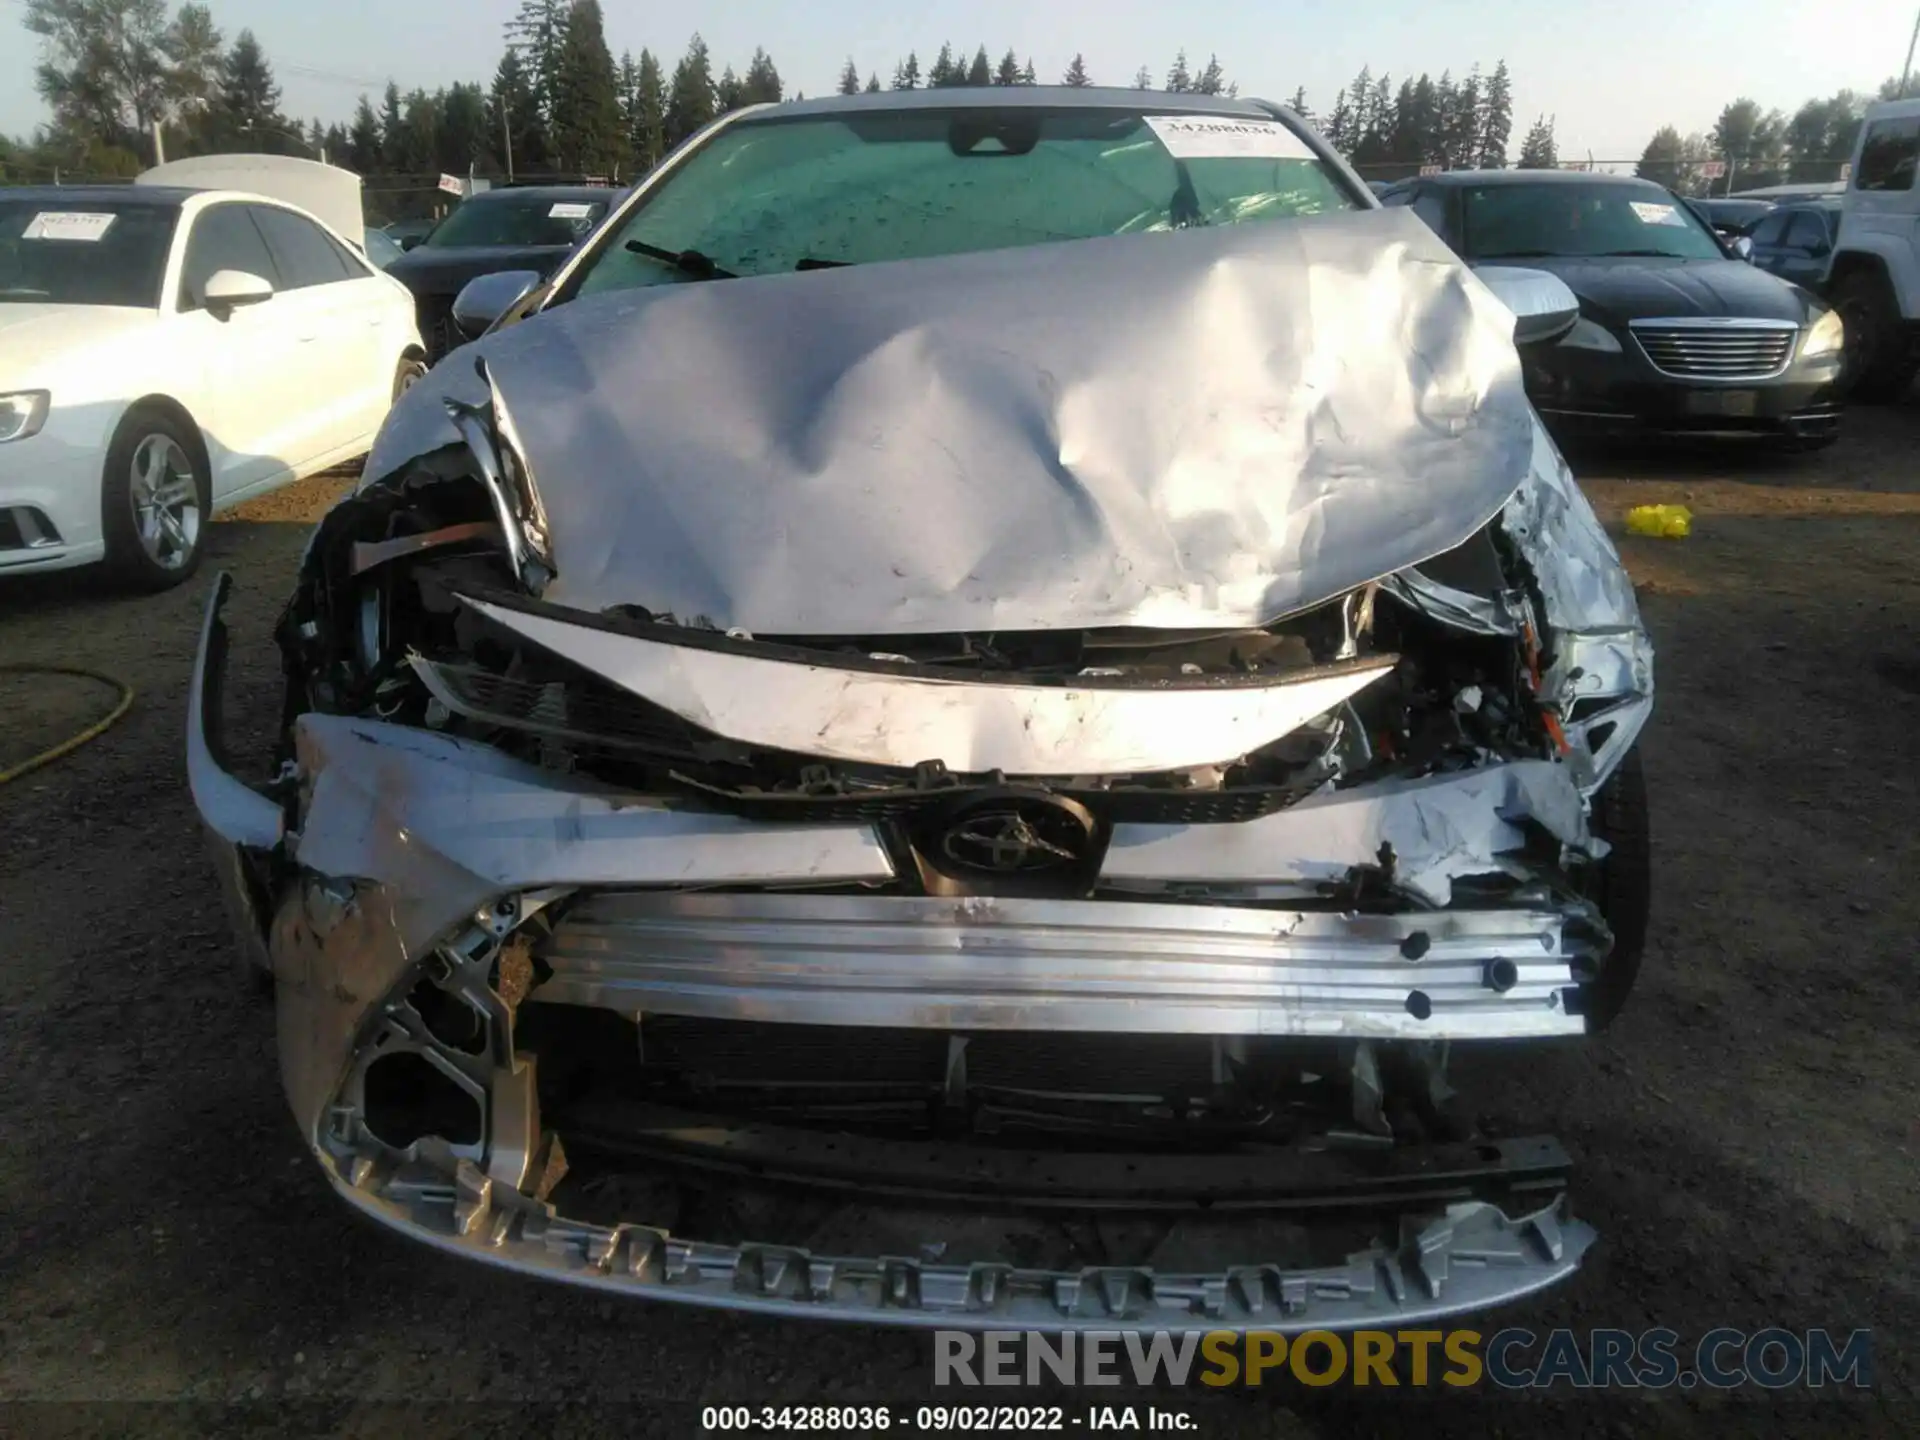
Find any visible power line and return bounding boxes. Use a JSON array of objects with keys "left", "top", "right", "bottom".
[{"left": 281, "top": 63, "right": 388, "bottom": 89}]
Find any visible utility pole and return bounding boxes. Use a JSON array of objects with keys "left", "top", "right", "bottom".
[
  {"left": 1905, "top": 6, "right": 1920, "bottom": 96},
  {"left": 501, "top": 110, "right": 515, "bottom": 183},
  {"left": 151, "top": 119, "right": 166, "bottom": 165}
]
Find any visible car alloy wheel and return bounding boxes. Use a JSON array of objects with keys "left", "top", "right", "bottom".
[{"left": 128, "top": 432, "right": 203, "bottom": 572}]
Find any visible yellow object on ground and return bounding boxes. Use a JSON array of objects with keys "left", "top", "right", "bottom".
[
  {"left": 0, "top": 666, "right": 135, "bottom": 786},
  {"left": 1626, "top": 503, "right": 1693, "bottom": 539}
]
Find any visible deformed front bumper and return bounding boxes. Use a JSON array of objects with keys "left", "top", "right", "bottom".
[{"left": 189, "top": 575, "right": 1604, "bottom": 1332}]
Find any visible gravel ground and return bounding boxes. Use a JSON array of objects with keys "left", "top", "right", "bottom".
[{"left": 1, "top": 413, "right": 1916, "bottom": 1438}]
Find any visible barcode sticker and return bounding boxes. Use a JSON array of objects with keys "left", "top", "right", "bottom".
[{"left": 22, "top": 212, "right": 116, "bottom": 242}]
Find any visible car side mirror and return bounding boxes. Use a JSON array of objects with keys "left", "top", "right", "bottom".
[
  {"left": 1474, "top": 265, "right": 1581, "bottom": 347},
  {"left": 200, "top": 268, "right": 274, "bottom": 317},
  {"left": 451, "top": 269, "right": 542, "bottom": 340},
  {"left": 1733, "top": 236, "right": 1755, "bottom": 261}
]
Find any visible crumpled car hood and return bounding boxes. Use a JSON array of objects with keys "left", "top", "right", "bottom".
[{"left": 366, "top": 208, "right": 1537, "bottom": 636}]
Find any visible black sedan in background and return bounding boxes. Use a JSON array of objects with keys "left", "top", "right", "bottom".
[
  {"left": 1690, "top": 196, "right": 1777, "bottom": 240},
  {"left": 1379, "top": 171, "right": 1844, "bottom": 449},
  {"left": 1745, "top": 201, "right": 1842, "bottom": 291},
  {"left": 384, "top": 185, "right": 614, "bottom": 358}
]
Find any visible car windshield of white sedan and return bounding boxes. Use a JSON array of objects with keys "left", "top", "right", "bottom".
[
  {"left": 575, "top": 108, "right": 1357, "bottom": 294},
  {"left": 1461, "top": 183, "right": 1725, "bottom": 262},
  {"left": 0, "top": 200, "right": 179, "bottom": 306},
  {"left": 425, "top": 194, "right": 608, "bottom": 248}
]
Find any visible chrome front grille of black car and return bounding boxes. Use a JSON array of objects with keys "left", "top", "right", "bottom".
[{"left": 1629, "top": 319, "right": 1798, "bottom": 381}]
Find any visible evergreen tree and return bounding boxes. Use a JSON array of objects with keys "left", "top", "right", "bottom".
[
  {"left": 504, "top": 0, "right": 570, "bottom": 124},
  {"left": 617, "top": 49, "right": 637, "bottom": 129},
  {"left": 1286, "top": 85, "right": 1310, "bottom": 122},
  {"left": 865, "top": 73, "right": 881, "bottom": 93},
  {"left": 838, "top": 57, "right": 861, "bottom": 95},
  {"left": 1194, "top": 54, "right": 1226, "bottom": 96},
  {"left": 1019, "top": 58, "right": 1037, "bottom": 85},
  {"left": 1516, "top": 114, "right": 1557, "bottom": 168},
  {"left": 1166, "top": 51, "right": 1192, "bottom": 93},
  {"left": 1063, "top": 54, "right": 1092, "bottom": 88},
  {"left": 1387, "top": 76, "right": 1420, "bottom": 164},
  {"left": 743, "top": 48, "right": 782, "bottom": 104},
  {"left": 995, "top": 50, "right": 1021, "bottom": 86},
  {"left": 549, "top": 0, "right": 621, "bottom": 175},
  {"left": 379, "top": 80, "right": 405, "bottom": 168},
  {"left": 891, "top": 53, "right": 920, "bottom": 90},
  {"left": 435, "top": 82, "right": 487, "bottom": 173},
  {"left": 394, "top": 88, "right": 439, "bottom": 173},
  {"left": 1324, "top": 87, "right": 1351, "bottom": 151},
  {"left": 1410, "top": 74, "right": 1439, "bottom": 163},
  {"left": 1478, "top": 59, "right": 1513, "bottom": 168},
  {"left": 322, "top": 120, "right": 347, "bottom": 160},
  {"left": 665, "top": 33, "right": 716, "bottom": 146},
  {"left": 928, "top": 43, "right": 957, "bottom": 87},
  {"left": 1132, "top": 65, "right": 1152, "bottom": 90},
  {"left": 489, "top": 46, "right": 548, "bottom": 174},
  {"left": 348, "top": 94, "right": 381, "bottom": 172},
  {"left": 1636, "top": 126, "right": 1687, "bottom": 189},
  {"left": 215, "top": 29, "right": 286, "bottom": 151},
  {"left": 716, "top": 65, "right": 743, "bottom": 113},
  {"left": 629, "top": 48, "right": 666, "bottom": 169},
  {"left": 1451, "top": 66, "right": 1482, "bottom": 169},
  {"left": 966, "top": 46, "right": 991, "bottom": 87}
]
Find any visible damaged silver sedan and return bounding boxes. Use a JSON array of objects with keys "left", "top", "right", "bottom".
[{"left": 188, "top": 89, "right": 1653, "bottom": 1332}]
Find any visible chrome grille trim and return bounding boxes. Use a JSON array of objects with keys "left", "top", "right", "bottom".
[{"left": 1628, "top": 317, "right": 1799, "bottom": 381}]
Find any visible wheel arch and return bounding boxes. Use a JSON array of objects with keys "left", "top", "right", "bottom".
[
  {"left": 1829, "top": 244, "right": 1907, "bottom": 312},
  {"left": 115, "top": 394, "right": 212, "bottom": 486}
]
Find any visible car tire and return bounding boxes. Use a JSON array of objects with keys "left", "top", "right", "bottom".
[
  {"left": 1582, "top": 746, "right": 1651, "bottom": 1030},
  {"left": 1832, "top": 269, "right": 1917, "bottom": 404},
  {"left": 100, "top": 406, "right": 211, "bottom": 591},
  {"left": 394, "top": 353, "right": 429, "bottom": 398}
]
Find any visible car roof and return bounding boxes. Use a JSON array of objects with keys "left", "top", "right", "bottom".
[
  {"left": 745, "top": 86, "right": 1277, "bottom": 121},
  {"left": 0, "top": 185, "right": 194, "bottom": 206},
  {"left": 1404, "top": 169, "right": 1670, "bottom": 190}
]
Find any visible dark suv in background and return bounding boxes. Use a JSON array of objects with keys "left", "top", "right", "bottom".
[{"left": 383, "top": 184, "right": 615, "bottom": 359}]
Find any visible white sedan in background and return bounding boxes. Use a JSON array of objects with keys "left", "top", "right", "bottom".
[{"left": 0, "top": 184, "right": 424, "bottom": 589}]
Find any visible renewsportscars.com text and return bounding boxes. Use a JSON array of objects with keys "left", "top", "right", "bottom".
[{"left": 934, "top": 1327, "right": 1872, "bottom": 1390}]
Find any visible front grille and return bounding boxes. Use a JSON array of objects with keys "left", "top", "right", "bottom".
[{"left": 1631, "top": 321, "right": 1797, "bottom": 380}]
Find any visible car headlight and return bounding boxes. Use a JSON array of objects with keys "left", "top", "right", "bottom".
[
  {"left": 0, "top": 390, "right": 50, "bottom": 444},
  {"left": 1558, "top": 318, "right": 1622, "bottom": 353},
  {"left": 1802, "top": 309, "right": 1844, "bottom": 359}
]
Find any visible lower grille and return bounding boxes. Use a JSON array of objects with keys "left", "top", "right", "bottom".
[{"left": 1631, "top": 321, "right": 1797, "bottom": 380}]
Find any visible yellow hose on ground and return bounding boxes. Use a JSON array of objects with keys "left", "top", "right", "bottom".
[{"left": 0, "top": 665, "right": 136, "bottom": 785}]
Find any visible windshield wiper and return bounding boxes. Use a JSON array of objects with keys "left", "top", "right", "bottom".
[
  {"left": 796, "top": 257, "right": 848, "bottom": 271},
  {"left": 1473, "top": 249, "right": 1559, "bottom": 259},
  {"left": 624, "top": 239, "right": 736, "bottom": 279},
  {"left": 1591, "top": 249, "right": 1682, "bottom": 258}
]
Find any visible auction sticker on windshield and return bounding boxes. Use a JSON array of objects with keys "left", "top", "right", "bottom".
[
  {"left": 1629, "top": 202, "right": 1686, "bottom": 226},
  {"left": 549, "top": 202, "right": 595, "bottom": 219},
  {"left": 21, "top": 212, "right": 116, "bottom": 242},
  {"left": 1145, "top": 115, "right": 1314, "bottom": 161}
]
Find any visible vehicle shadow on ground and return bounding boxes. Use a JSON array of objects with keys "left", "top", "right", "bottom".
[{"left": 1559, "top": 400, "right": 1920, "bottom": 492}]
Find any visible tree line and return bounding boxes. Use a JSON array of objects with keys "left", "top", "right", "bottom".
[
  {"left": 1636, "top": 76, "right": 1917, "bottom": 195},
  {"left": 9, "top": 0, "right": 1549, "bottom": 184}
]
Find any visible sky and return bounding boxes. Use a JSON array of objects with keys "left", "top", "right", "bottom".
[{"left": 4, "top": 0, "right": 1916, "bottom": 162}]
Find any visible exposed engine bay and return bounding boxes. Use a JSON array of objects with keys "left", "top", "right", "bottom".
[{"left": 189, "top": 212, "right": 1653, "bottom": 1330}]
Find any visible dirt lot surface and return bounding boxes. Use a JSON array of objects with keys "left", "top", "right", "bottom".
[{"left": 2, "top": 413, "right": 1917, "bottom": 1438}]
